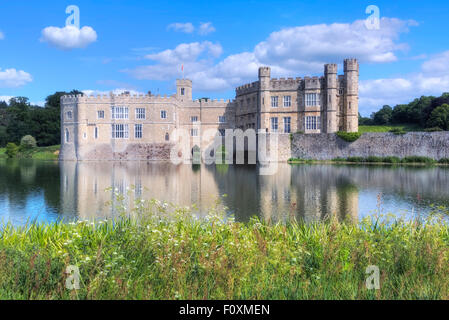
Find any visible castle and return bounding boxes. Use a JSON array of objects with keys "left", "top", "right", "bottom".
[{"left": 60, "top": 59, "right": 359, "bottom": 161}]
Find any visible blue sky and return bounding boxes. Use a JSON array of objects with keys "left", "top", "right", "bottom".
[{"left": 0, "top": 0, "right": 448, "bottom": 115}]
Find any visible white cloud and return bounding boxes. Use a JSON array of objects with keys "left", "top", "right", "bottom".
[
  {"left": 82, "top": 88, "right": 145, "bottom": 96},
  {"left": 0, "top": 31, "right": 4, "bottom": 40},
  {"left": 0, "top": 96, "right": 13, "bottom": 104},
  {"left": 145, "top": 41, "right": 222, "bottom": 63},
  {"left": 126, "top": 18, "right": 416, "bottom": 92},
  {"left": 198, "top": 22, "right": 215, "bottom": 35},
  {"left": 167, "top": 23, "right": 195, "bottom": 34},
  {"left": 126, "top": 41, "right": 223, "bottom": 82},
  {"left": 31, "top": 101, "right": 45, "bottom": 107},
  {"left": 41, "top": 25, "right": 97, "bottom": 50},
  {"left": 0, "top": 68, "right": 32, "bottom": 88},
  {"left": 253, "top": 17, "right": 415, "bottom": 71},
  {"left": 421, "top": 50, "right": 449, "bottom": 76},
  {"left": 359, "top": 50, "right": 449, "bottom": 115}
]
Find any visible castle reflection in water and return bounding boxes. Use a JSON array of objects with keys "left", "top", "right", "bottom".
[{"left": 59, "top": 162, "right": 449, "bottom": 223}]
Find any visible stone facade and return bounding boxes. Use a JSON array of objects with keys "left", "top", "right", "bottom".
[
  {"left": 60, "top": 59, "right": 359, "bottom": 161},
  {"left": 235, "top": 58, "right": 359, "bottom": 134},
  {"left": 284, "top": 132, "right": 449, "bottom": 161}
]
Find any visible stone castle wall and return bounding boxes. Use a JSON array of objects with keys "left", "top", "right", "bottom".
[{"left": 287, "top": 132, "right": 449, "bottom": 161}]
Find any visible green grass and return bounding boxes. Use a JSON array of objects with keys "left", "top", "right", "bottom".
[
  {"left": 332, "top": 156, "right": 437, "bottom": 165},
  {"left": 0, "top": 145, "right": 60, "bottom": 160},
  {"left": 358, "top": 124, "right": 422, "bottom": 133},
  {"left": 1, "top": 197, "right": 449, "bottom": 300},
  {"left": 289, "top": 156, "right": 444, "bottom": 165}
]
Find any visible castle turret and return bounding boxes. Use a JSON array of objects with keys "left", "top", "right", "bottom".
[
  {"left": 343, "top": 59, "right": 359, "bottom": 132},
  {"left": 258, "top": 66, "right": 271, "bottom": 130},
  {"left": 324, "top": 64, "right": 338, "bottom": 133},
  {"left": 176, "top": 79, "right": 192, "bottom": 102}
]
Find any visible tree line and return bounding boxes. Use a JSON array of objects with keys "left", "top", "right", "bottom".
[
  {"left": 359, "top": 92, "right": 449, "bottom": 130},
  {"left": 0, "top": 90, "right": 82, "bottom": 147}
]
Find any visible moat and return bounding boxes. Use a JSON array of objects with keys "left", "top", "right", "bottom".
[{"left": 1, "top": 160, "right": 448, "bottom": 226}]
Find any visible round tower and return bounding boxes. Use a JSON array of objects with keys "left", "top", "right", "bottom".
[
  {"left": 343, "top": 59, "right": 359, "bottom": 132},
  {"left": 258, "top": 67, "right": 271, "bottom": 130},
  {"left": 324, "top": 64, "right": 338, "bottom": 133}
]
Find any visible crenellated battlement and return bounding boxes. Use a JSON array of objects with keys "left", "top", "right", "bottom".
[
  {"left": 61, "top": 93, "right": 182, "bottom": 105},
  {"left": 303, "top": 76, "right": 324, "bottom": 89},
  {"left": 344, "top": 58, "right": 359, "bottom": 72},
  {"left": 324, "top": 64, "right": 338, "bottom": 74},
  {"left": 235, "top": 81, "right": 259, "bottom": 96},
  {"left": 269, "top": 77, "right": 302, "bottom": 90},
  {"left": 193, "top": 98, "right": 232, "bottom": 107}
]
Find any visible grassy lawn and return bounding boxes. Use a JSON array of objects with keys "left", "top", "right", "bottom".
[
  {"left": 28, "top": 145, "right": 60, "bottom": 160},
  {"left": 0, "top": 145, "right": 60, "bottom": 160},
  {"left": 1, "top": 199, "right": 449, "bottom": 300},
  {"left": 358, "top": 124, "right": 422, "bottom": 133}
]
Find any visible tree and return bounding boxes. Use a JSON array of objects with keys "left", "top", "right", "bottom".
[
  {"left": 38, "top": 90, "right": 82, "bottom": 146},
  {"left": 372, "top": 105, "right": 393, "bottom": 125},
  {"left": 5, "top": 97, "right": 32, "bottom": 144},
  {"left": 408, "top": 96, "right": 434, "bottom": 126},
  {"left": 5, "top": 142, "right": 19, "bottom": 158},
  {"left": 358, "top": 112, "right": 373, "bottom": 125},
  {"left": 20, "top": 135, "right": 37, "bottom": 150},
  {"left": 391, "top": 104, "right": 410, "bottom": 124},
  {"left": 0, "top": 126, "right": 7, "bottom": 147},
  {"left": 427, "top": 104, "right": 449, "bottom": 130}
]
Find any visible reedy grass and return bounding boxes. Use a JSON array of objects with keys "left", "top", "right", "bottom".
[{"left": 1, "top": 197, "right": 449, "bottom": 300}]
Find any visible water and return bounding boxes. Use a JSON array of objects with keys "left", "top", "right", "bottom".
[{"left": 0, "top": 159, "right": 448, "bottom": 225}]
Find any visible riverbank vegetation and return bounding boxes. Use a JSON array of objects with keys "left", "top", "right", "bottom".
[
  {"left": 0, "top": 143, "right": 59, "bottom": 160},
  {"left": 359, "top": 93, "right": 449, "bottom": 131},
  {"left": 336, "top": 131, "right": 362, "bottom": 142},
  {"left": 358, "top": 124, "right": 421, "bottom": 134},
  {"left": 1, "top": 199, "right": 449, "bottom": 300},
  {"left": 288, "top": 156, "right": 449, "bottom": 165},
  {"left": 0, "top": 91, "right": 81, "bottom": 148}
]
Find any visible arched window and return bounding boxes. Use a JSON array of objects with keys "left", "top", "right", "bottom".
[
  {"left": 65, "top": 129, "right": 70, "bottom": 143},
  {"left": 165, "top": 133, "right": 169, "bottom": 141}
]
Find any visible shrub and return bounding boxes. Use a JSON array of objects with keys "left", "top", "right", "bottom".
[
  {"left": 346, "top": 157, "right": 364, "bottom": 163},
  {"left": 332, "top": 157, "right": 346, "bottom": 162},
  {"left": 424, "top": 127, "right": 443, "bottom": 132},
  {"left": 20, "top": 135, "right": 37, "bottom": 150},
  {"left": 336, "top": 131, "right": 362, "bottom": 142},
  {"left": 438, "top": 158, "right": 449, "bottom": 164},
  {"left": 365, "top": 156, "right": 383, "bottom": 163},
  {"left": 381, "top": 156, "right": 401, "bottom": 164},
  {"left": 389, "top": 128, "right": 407, "bottom": 135},
  {"left": 5, "top": 142, "right": 19, "bottom": 158},
  {"left": 402, "top": 156, "right": 436, "bottom": 164}
]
